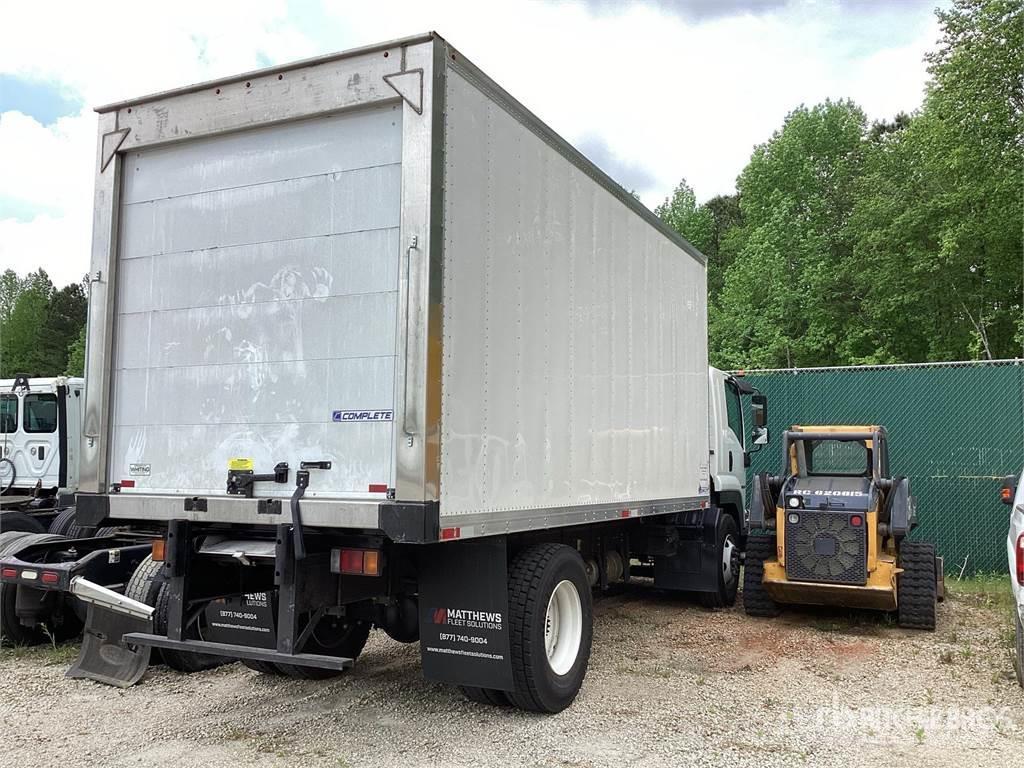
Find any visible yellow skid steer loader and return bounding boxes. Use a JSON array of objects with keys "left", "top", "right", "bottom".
[{"left": 744, "top": 425, "right": 942, "bottom": 629}]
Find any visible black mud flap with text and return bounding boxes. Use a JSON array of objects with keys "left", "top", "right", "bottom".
[
  {"left": 418, "top": 536, "right": 513, "bottom": 691},
  {"left": 67, "top": 604, "right": 153, "bottom": 688}
]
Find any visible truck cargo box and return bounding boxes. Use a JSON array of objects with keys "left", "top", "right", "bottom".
[{"left": 79, "top": 33, "right": 709, "bottom": 541}]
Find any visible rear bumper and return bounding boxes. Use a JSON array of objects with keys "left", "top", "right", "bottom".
[
  {"left": 123, "top": 633, "right": 354, "bottom": 671},
  {"left": 77, "top": 493, "right": 440, "bottom": 543},
  {"left": 762, "top": 559, "right": 898, "bottom": 611}
]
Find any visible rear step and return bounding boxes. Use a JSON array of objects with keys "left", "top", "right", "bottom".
[{"left": 123, "top": 633, "right": 354, "bottom": 671}]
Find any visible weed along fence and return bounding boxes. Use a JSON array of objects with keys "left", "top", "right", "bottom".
[{"left": 739, "top": 359, "right": 1024, "bottom": 575}]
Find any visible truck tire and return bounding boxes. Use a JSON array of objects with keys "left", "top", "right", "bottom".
[
  {"left": 460, "top": 686, "right": 509, "bottom": 706},
  {"left": 505, "top": 543, "right": 592, "bottom": 713},
  {"left": 154, "top": 583, "right": 231, "bottom": 673},
  {"left": 897, "top": 541, "right": 937, "bottom": 630},
  {"left": 699, "top": 513, "right": 740, "bottom": 609},
  {"left": 124, "top": 555, "right": 168, "bottom": 666},
  {"left": 273, "top": 617, "right": 371, "bottom": 679},
  {"left": 0, "top": 511, "right": 46, "bottom": 534},
  {"left": 743, "top": 534, "right": 781, "bottom": 618},
  {"left": 0, "top": 530, "right": 36, "bottom": 556},
  {"left": 0, "top": 533, "right": 77, "bottom": 645},
  {"left": 46, "top": 508, "right": 77, "bottom": 536}
]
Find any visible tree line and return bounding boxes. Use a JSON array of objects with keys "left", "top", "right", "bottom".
[
  {"left": 0, "top": 269, "right": 86, "bottom": 378},
  {"left": 657, "top": 0, "right": 1023, "bottom": 369}
]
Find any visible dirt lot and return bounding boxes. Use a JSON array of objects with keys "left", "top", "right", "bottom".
[{"left": 2, "top": 578, "right": 1021, "bottom": 768}]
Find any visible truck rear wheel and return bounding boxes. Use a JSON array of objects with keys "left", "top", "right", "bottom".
[
  {"left": 506, "top": 543, "right": 592, "bottom": 713},
  {"left": 0, "top": 511, "right": 46, "bottom": 534},
  {"left": 743, "top": 534, "right": 781, "bottom": 618},
  {"left": 700, "top": 513, "right": 740, "bottom": 608},
  {"left": 460, "top": 686, "right": 509, "bottom": 706},
  {"left": 154, "top": 584, "right": 231, "bottom": 673},
  {"left": 897, "top": 541, "right": 937, "bottom": 630},
  {"left": 0, "top": 533, "right": 78, "bottom": 645},
  {"left": 273, "top": 616, "right": 371, "bottom": 679}
]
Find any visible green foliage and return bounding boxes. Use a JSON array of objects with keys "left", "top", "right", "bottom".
[
  {"left": 711, "top": 100, "right": 868, "bottom": 368},
  {"left": 660, "top": 0, "right": 1022, "bottom": 368},
  {"left": 0, "top": 270, "right": 87, "bottom": 378},
  {"left": 654, "top": 179, "right": 714, "bottom": 255},
  {"left": 66, "top": 325, "right": 87, "bottom": 377}
]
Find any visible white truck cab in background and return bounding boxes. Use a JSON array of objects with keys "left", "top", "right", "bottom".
[
  {"left": 0, "top": 376, "right": 84, "bottom": 501},
  {"left": 708, "top": 366, "right": 768, "bottom": 539}
]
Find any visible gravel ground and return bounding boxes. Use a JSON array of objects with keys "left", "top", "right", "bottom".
[{"left": 2, "top": 582, "right": 1021, "bottom": 768}]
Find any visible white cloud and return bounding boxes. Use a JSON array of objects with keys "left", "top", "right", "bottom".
[{"left": 0, "top": 0, "right": 943, "bottom": 286}]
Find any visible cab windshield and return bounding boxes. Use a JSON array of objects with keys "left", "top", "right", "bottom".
[{"left": 803, "top": 439, "right": 871, "bottom": 477}]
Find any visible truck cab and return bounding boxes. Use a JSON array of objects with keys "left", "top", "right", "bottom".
[
  {"left": 0, "top": 377, "right": 84, "bottom": 502},
  {"left": 708, "top": 367, "right": 768, "bottom": 538}
]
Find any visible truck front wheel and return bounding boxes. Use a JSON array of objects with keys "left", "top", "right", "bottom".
[{"left": 506, "top": 543, "right": 592, "bottom": 713}]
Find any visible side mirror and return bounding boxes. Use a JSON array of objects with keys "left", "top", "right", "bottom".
[
  {"left": 751, "top": 425, "right": 769, "bottom": 446},
  {"left": 751, "top": 393, "right": 767, "bottom": 428},
  {"left": 1001, "top": 475, "right": 1018, "bottom": 505}
]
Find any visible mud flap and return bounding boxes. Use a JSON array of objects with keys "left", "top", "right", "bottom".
[
  {"left": 418, "top": 536, "right": 513, "bottom": 691},
  {"left": 67, "top": 603, "right": 153, "bottom": 687}
]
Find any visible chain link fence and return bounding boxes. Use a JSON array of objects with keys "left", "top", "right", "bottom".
[{"left": 739, "top": 359, "right": 1024, "bottom": 575}]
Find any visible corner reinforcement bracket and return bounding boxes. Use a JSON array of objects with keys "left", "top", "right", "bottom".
[
  {"left": 100, "top": 128, "right": 130, "bottom": 172},
  {"left": 383, "top": 69, "right": 424, "bottom": 115}
]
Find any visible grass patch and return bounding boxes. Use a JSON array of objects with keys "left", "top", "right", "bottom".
[
  {"left": 947, "top": 572, "right": 1017, "bottom": 650},
  {"left": 947, "top": 572, "right": 1015, "bottom": 613},
  {"left": 0, "top": 641, "right": 79, "bottom": 666}
]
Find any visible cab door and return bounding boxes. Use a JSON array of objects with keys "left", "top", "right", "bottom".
[
  {"left": 0, "top": 393, "right": 17, "bottom": 490},
  {"left": 20, "top": 392, "right": 61, "bottom": 488}
]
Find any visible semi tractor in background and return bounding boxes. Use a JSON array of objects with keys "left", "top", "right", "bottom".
[{"left": 0, "top": 33, "right": 769, "bottom": 713}]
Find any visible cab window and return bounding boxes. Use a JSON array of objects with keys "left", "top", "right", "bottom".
[
  {"left": 725, "top": 382, "right": 743, "bottom": 444},
  {"left": 23, "top": 394, "right": 57, "bottom": 433},
  {"left": 0, "top": 395, "right": 16, "bottom": 434}
]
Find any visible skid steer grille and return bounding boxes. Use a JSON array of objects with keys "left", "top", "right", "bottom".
[{"left": 785, "top": 511, "right": 867, "bottom": 585}]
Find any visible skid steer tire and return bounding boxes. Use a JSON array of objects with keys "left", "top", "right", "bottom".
[
  {"left": 742, "top": 534, "right": 781, "bottom": 618},
  {"left": 699, "top": 513, "right": 741, "bottom": 609},
  {"left": 505, "top": 543, "right": 593, "bottom": 714},
  {"left": 897, "top": 541, "right": 937, "bottom": 631},
  {"left": 0, "top": 511, "right": 46, "bottom": 534},
  {"left": 273, "top": 617, "right": 371, "bottom": 679}
]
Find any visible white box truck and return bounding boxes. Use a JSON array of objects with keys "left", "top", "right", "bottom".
[{"left": 51, "top": 33, "right": 769, "bottom": 712}]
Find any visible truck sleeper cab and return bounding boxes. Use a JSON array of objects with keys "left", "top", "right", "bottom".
[{"left": 69, "top": 33, "right": 764, "bottom": 713}]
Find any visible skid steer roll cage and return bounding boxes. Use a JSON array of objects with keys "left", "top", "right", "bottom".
[{"left": 782, "top": 428, "right": 890, "bottom": 486}]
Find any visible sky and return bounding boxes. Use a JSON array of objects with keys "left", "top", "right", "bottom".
[{"left": 0, "top": 0, "right": 944, "bottom": 287}]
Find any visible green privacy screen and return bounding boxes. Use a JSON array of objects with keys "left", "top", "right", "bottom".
[{"left": 740, "top": 360, "right": 1024, "bottom": 575}]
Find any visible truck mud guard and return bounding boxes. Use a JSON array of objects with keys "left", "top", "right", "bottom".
[{"left": 66, "top": 576, "right": 154, "bottom": 688}]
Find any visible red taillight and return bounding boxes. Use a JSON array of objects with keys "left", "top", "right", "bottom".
[
  {"left": 850, "top": 515, "right": 863, "bottom": 527},
  {"left": 333, "top": 548, "right": 381, "bottom": 576},
  {"left": 120, "top": 479, "right": 136, "bottom": 488},
  {"left": 367, "top": 483, "right": 388, "bottom": 494},
  {"left": 440, "top": 527, "right": 461, "bottom": 540},
  {"left": 1016, "top": 534, "right": 1024, "bottom": 586},
  {"left": 41, "top": 571, "right": 59, "bottom": 584},
  {"left": 1002, "top": 487, "right": 1013, "bottom": 503},
  {"left": 0, "top": 567, "right": 16, "bottom": 579}
]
